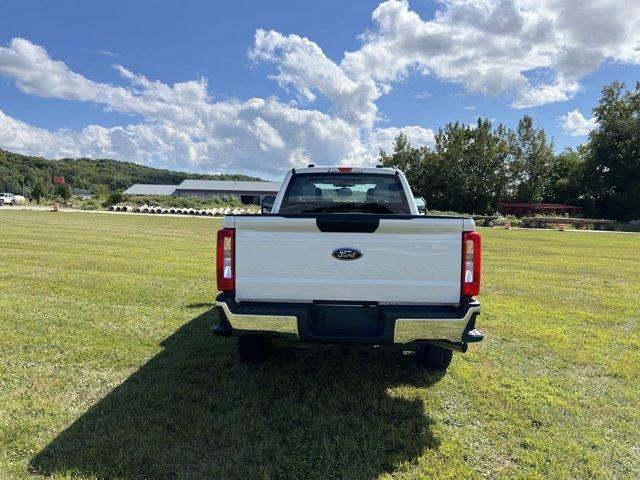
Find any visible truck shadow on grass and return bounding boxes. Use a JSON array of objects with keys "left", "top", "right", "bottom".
[{"left": 31, "top": 309, "right": 444, "bottom": 480}]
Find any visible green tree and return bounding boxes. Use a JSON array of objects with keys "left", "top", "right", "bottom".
[
  {"left": 509, "top": 115, "right": 555, "bottom": 203},
  {"left": 379, "top": 133, "right": 421, "bottom": 176},
  {"left": 30, "top": 180, "right": 47, "bottom": 204},
  {"left": 431, "top": 119, "right": 512, "bottom": 214},
  {"left": 0, "top": 148, "right": 261, "bottom": 200},
  {"left": 546, "top": 148, "right": 585, "bottom": 205},
  {"left": 380, "top": 133, "right": 427, "bottom": 197},
  {"left": 92, "top": 184, "right": 109, "bottom": 199},
  {"left": 380, "top": 119, "right": 511, "bottom": 214},
  {"left": 55, "top": 183, "right": 72, "bottom": 201},
  {"left": 582, "top": 81, "right": 640, "bottom": 220},
  {"left": 380, "top": 134, "right": 441, "bottom": 207}
]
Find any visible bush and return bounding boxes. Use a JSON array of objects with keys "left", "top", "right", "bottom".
[
  {"left": 79, "top": 198, "right": 102, "bottom": 211},
  {"left": 103, "top": 191, "right": 127, "bottom": 207},
  {"left": 502, "top": 216, "right": 522, "bottom": 227}
]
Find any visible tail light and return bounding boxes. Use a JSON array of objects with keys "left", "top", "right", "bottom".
[
  {"left": 216, "top": 228, "right": 235, "bottom": 292},
  {"left": 461, "top": 231, "right": 481, "bottom": 296}
]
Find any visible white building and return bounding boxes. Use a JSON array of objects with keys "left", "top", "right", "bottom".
[
  {"left": 124, "top": 180, "right": 281, "bottom": 205},
  {"left": 174, "top": 180, "right": 281, "bottom": 205}
]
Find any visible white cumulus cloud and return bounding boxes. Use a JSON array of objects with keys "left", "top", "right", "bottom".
[
  {"left": 250, "top": 29, "right": 381, "bottom": 128},
  {"left": 370, "top": 126, "right": 436, "bottom": 154},
  {"left": 560, "top": 109, "right": 598, "bottom": 136},
  {"left": 1, "top": 0, "right": 639, "bottom": 175},
  {"left": 341, "top": 0, "right": 640, "bottom": 108},
  {"left": 0, "top": 38, "right": 370, "bottom": 175},
  {"left": 249, "top": 117, "right": 286, "bottom": 151}
]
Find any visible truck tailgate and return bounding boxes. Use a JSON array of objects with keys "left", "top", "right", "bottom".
[{"left": 232, "top": 215, "right": 465, "bottom": 305}]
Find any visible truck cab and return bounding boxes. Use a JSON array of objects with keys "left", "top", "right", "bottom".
[{"left": 213, "top": 166, "right": 482, "bottom": 370}]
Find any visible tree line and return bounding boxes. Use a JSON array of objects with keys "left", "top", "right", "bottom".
[
  {"left": 0, "top": 151, "right": 260, "bottom": 201},
  {"left": 380, "top": 81, "right": 640, "bottom": 221}
]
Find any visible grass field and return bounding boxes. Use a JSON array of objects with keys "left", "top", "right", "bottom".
[{"left": 0, "top": 210, "right": 638, "bottom": 479}]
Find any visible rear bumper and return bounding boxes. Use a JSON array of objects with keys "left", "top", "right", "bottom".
[{"left": 214, "top": 293, "right": 481, "bottom": 347}]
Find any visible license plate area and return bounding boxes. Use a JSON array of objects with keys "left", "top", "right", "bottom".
[{"left": 309, "top": 304, "right": 382, "bottom": 337}]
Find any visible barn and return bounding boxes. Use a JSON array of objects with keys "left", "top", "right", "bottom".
[{"left": 173, "top": 180, "right": 281, "bottom": 205}]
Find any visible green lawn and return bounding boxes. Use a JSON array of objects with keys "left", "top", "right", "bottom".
[{"left": 0, "top": 210, "right": 638, "bottom": 479}]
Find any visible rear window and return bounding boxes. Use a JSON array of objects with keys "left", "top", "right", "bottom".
[{"left": 279, "top": 172, "right": 411, "bottom": 214}]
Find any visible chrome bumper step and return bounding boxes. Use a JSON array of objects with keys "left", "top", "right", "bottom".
[{"left": 214, "top": 293, "right": 481, "bottom": 346}]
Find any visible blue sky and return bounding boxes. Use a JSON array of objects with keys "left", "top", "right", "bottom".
[{"left": 1, "top": 0, "right": 639, "bottom": 177}]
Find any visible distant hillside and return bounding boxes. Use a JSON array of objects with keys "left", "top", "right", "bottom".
[{"left": 0, "top": 149, "right": 261, "bottom": 195}]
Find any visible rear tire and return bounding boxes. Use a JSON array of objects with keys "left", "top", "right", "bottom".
[
  {"left": 415, "top": 343, "right": 453, "bottom": 370},
  {"left": 238, "top": 335, "right": 272, "bottom": 364}
]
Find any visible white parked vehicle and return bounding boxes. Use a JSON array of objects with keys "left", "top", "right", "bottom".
[
  {"left": 0, "top": 193, "right": 17, "bottom": 205},
  {"left": 213, "top": 166, "right": 482, "bottom": 370}
]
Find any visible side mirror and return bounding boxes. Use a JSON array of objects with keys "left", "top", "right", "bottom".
[
  {"left": 414, "top": 196, "right": 427, "bottom": 215},
  {"left": 261, "top": 195, "right": 276, "bottom": 214}
]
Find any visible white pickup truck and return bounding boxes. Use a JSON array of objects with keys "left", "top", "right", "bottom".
[
  {"left": 213, "top": 166, "right": 482, "bottom": 370},
  {"left": 0, "top": 193, "right": 17, "bottom": 205}
]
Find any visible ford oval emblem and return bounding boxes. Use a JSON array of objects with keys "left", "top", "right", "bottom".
[{"left": 332, "top": 247, "right": 363, "bottom": 261}]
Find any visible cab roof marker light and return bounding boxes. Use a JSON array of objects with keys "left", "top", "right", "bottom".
[{"left": 328, "top": 167, "right": 363, "bottom": 173}]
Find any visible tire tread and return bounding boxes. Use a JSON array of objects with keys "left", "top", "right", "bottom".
[{"left": 415, "top": 343, "right": 453, "bottom": 370}]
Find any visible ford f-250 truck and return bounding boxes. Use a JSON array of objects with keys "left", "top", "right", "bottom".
[{"left": 213, "top": 166, "right": 482, "bottom": 370}]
